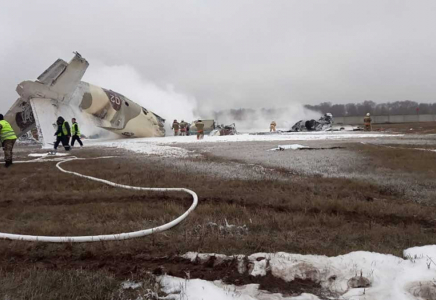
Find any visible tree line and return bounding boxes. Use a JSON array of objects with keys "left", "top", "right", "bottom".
[{"left": 304, "top": 101, "right": 436, "bottom": 117}]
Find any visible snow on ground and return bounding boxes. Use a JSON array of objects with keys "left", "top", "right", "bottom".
[
  {"left": 159, "top": 246, "right": 436, "bottom": 300},
  {"left": 95, "top": 132, "right": 401, "bottom": 157}
]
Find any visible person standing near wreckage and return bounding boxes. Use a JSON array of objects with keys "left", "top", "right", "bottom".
[
  {"left": 0, "top": 114, "right": 17, "bottom": 168},
  {"left": 270, "top": 121, "right": 277, "bottom": 132},
  {"left": 364, "top": 113, "right": 372, "bottom": 131},
  {"left": 54, "top": 116, "right": 71, "bottom": 152},
  {"left": 71, "top": 118, "right": 83, "bottom": 147},
  {"left": 179, "top": 120, "right": 188, "bottom": 136},
  {"left": 195, "top": 120, "right": 205, "bottom": 140},
  {"left": 172, "top": 119, "right": 180, "bottom": 136}
]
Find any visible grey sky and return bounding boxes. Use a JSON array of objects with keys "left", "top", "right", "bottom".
[{"left": 1, "top": 0, "right": 436, "bottom": 114}]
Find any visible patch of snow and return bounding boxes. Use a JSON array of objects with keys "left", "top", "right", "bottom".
[
  {"left": 159, "top": 276, "right": 308, "bottom": 300},
  {"left": 160, "top": 248, "right": 436, "bottom": 300},
  {"left": 404, "top": 245, "right": 436, "bottom": 261},
  {"left": 122, "top": 280, "right": 143, "bottom": 290}
]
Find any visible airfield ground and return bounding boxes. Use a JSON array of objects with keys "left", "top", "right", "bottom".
[{"left": 1, "top": 125, "right": 436, "bottom": 299}]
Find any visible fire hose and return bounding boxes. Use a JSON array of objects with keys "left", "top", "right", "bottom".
[{"left": 0, "top": 156, "right": 198, "bottom": 243}]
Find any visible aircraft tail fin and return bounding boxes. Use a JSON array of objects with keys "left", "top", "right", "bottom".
[
  {"left": 37, "top": 59, "right": 69, "bottom": 86},
  {"left": 36, "top": 52, "right": 89, "bottom": 100}
]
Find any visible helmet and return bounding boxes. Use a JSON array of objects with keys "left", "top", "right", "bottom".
[{"left": 366, "top": 113, "right": 370, "bottom": 116}]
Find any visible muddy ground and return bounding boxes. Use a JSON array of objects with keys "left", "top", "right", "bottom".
[{"left": 1, "top": 130, "right": 436, "bottom": 299}]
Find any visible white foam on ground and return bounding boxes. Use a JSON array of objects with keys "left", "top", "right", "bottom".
[
  {"left": 159, "top": 246, "right": 436, "bottom": 299},
  {"left": 95, "top": 132, "right": 401, "bottom": 158},
  {"left": 28, "top": 153, "right": 69, "bottom": 157}
]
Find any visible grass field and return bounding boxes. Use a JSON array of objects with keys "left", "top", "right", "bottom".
[{"left": 1, "top": 135, "right": 436, "bottom": 299}]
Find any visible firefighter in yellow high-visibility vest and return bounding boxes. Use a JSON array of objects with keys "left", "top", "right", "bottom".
[
  {"left": 71, "top": 118, "right": 83, "bottom": 147},
  {"left": 0, "top": 114, "right": 17, "bottom": 168},
  {"left": 53, "top": 116, "right": 71, "bottom": 152}
]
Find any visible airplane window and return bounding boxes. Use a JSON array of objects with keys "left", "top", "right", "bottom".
[{"left": 125, "top": 101, "right": 129, "bottom": 107}]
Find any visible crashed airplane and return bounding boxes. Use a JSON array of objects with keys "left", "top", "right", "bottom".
[
  {"left": 291, "top": 113, "right": 334, "bottom": 132},
  {"left": 290, "top": 113, "right": 361, "bottom": 132},
  {"left": 5, "top": 52, "right": 165, "bottom": 146}
]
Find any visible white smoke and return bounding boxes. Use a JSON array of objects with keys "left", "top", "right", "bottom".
[
  {"left": 82, "top": 61, "right": 198, "bottom": 132},
  {"left": 209, "top": 106, "right": 321, "bottom": 132},
  {"left": 82, "top": 61, "right": 321, "bottom": 134}
]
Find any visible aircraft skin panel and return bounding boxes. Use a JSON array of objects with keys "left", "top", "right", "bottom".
[
  {"left": 109, "top": 109, "right": 165, "bottom": 137},
  {"left": 29, "top": 98, "right": 57, "bottom": 146},
  {"left": 80, "top": 84, "right": 118, "bottom": 122},
  {"left": 4, "top": 98, "right": 36, "bottom": 138}
]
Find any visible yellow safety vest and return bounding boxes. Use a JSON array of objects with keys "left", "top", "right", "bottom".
[
  {"left": 0, "top": 120, "right": 17, "bottom": 142},
  {"left": 58, "top": 121, "right": 69, "bottom": 136},
  {"left": 72, "top": 123, "right": 80, "bottom": 136}
]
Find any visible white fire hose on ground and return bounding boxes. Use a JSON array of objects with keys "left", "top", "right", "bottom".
[{"left": 0, "top": 156, "right": 198, "bottom": 243}]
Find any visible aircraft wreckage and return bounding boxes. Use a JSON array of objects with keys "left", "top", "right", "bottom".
[
  {"left": 290, "top": 113, "right": 361, "bottom": 132},
  {"left": 5, "top": 52, "right": 165, "bottom": 146}
]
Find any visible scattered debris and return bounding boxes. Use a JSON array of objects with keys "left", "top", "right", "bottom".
[
  {"left": 268, "top": 144, "right": 308, "bottom": 151},
  {"left": 269, "top": 144, "right": 345, "bottom": 151},
  {"left": 210, "top": 123, "right": 237, "bottom": 136}
]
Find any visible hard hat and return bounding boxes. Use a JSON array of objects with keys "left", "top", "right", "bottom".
[{"left": 366, "top": 113, "right": 370, "bottom": 116}]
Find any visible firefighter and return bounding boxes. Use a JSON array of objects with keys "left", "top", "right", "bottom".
[
  {"left": 270, "top": 121, "right": 277, "bottom": 132},
  {"left": 71, "top": 118, "right": 83, "bottom": 147},
  {"left": 172, "top": 119, "right": 180, "bottom": 136},
  {"left": 364, "top": 113, "right": 372, "bottom": 131},
  {"left": 54, "top": 116, "right": 71, "bottom": 152},
  {"left": 0, "top": 114, "right": 17, "bottom": 168},
  {"left": 179, "top": 120, "right": 188, "bottom": 136},
  {"left": 195, "top": 119, "right": 205, "bottom": 140}
]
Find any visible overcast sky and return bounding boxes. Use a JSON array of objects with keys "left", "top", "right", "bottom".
[{"left": 1, "top": 0, "right": 436, "bottom": 116}]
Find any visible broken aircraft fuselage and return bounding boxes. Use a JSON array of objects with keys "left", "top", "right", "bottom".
[{"left": 5, "top": 52, "right": 165, "bottom": 146}]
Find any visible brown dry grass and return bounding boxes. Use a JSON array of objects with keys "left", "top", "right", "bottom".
[
  {"left": 1, "top": 144, "right": 436, "bottom": 298},
  {"left": 372, "top": 121, "right": 436, "bottom": 133}
]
